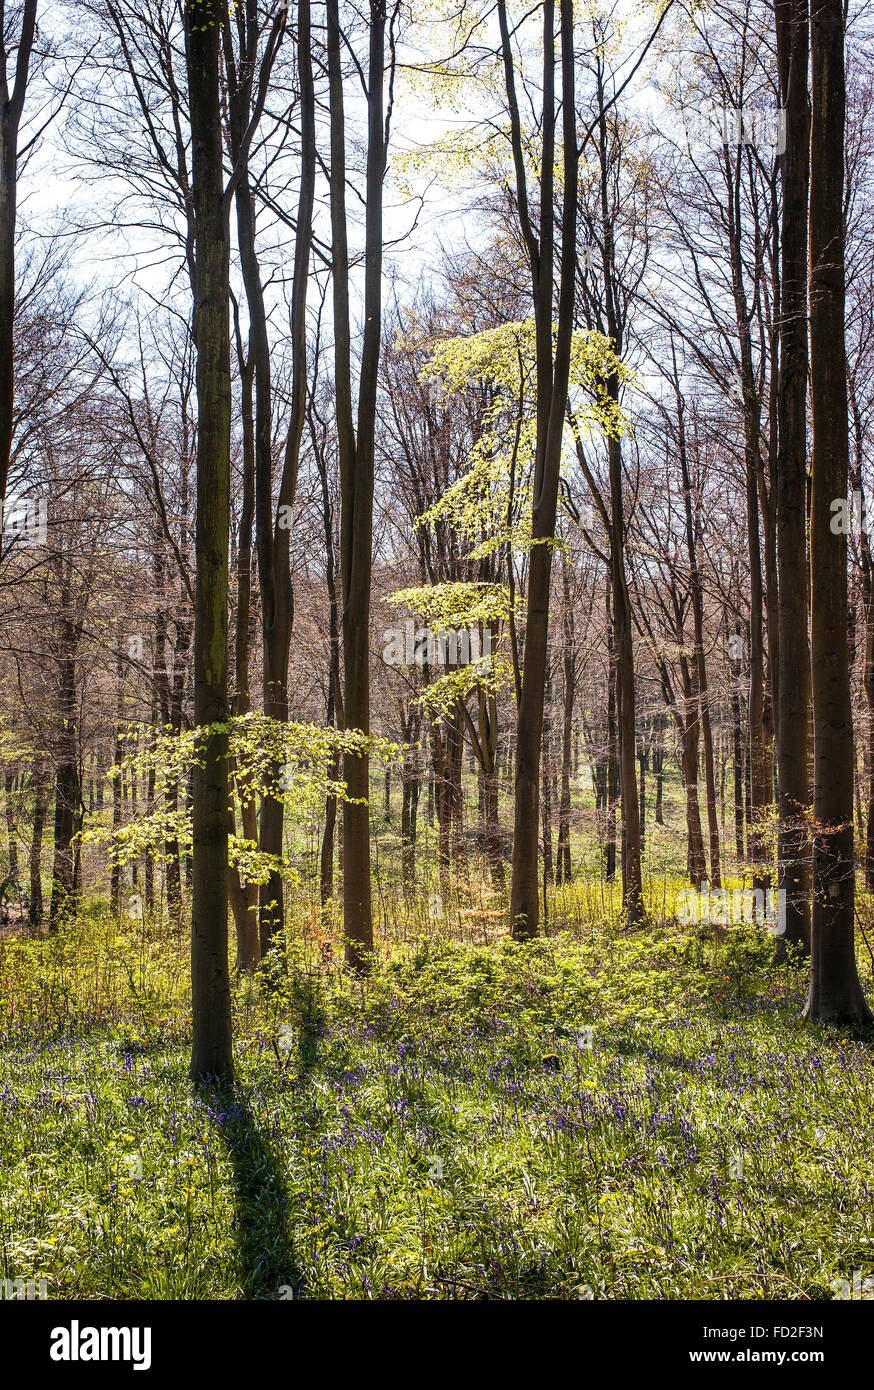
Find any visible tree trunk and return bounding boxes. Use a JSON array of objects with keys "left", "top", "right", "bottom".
[
  {"left": 606, "top": 589, "right": 618, "bottom": 879},
  {"left": 430, "top": 719, "right": 452, "bottom": 898},
  {"left": 610, "top": 433, "right": 644, "bottom": 922},
  {"left": 314, "top": 393, "right": 344, "bottom": 910},
  {"left": 28, "top": 765, "right": 47, "bottom": 929},
  {"left": 541, "top": 683, "right": 554, "bottom": 887},
  {"left": 225, "top": 1, "right": 313, "bottom": 959},
  {"left": 680, "top": 721, "right": 707, "bottom": 888},
  {"left": 804, "top": 0, "right": 871, "bottom": 1024},
  {"left": 483, "top": 762, "right": 503, "bottom": 888},
  {"left": 638, "top": 747, "right": 647, "bottom": 849},
  {"left": 557, "top": 578, "right": 574, "bottom": 884},
  {"left": 851, "top": 398, "right": 874, "bottom": 891},
  {"left": 49, "top": 640, "right": 79, "bottom": 931},
  {"left": 0, "top": 1, "right": 37, "bottom": 506},
  {"left": 727, "top": 158, "right": 771, "bottom": 897},
  {"left": 328, "top": 0, "right": 386, "bottom": 968},
  {"left": 730, "top": 625, "right": 746, "bottom": 859},
  {"left": 746, "top": 419, "right": 769, "bottom": 894},
  {"left": 110, "top": 644, "right": 125, "bottom": 914},
  {"left": 400, "top": 763, "right": 418, "bottom": 888},
  {"left": 775, "top": 0, "right": 812, "bottom": 952},
  {"left": 145, "top": 718, "right": 156, "bottom": 917},
  {"left": 675, "top": 370, "right": 720, "bottom": 886},
  {"left": 505, "top": 0, "right": 578, "bottom": 939},
  {"left": 228, "top": 319, "right": 259, "bottom": 970},
  {"left": 4, "top": 770, "right": 18, "bottom": 880},
  {"left": 186, "top": 0, "right": 233, "bottom": 1081}
]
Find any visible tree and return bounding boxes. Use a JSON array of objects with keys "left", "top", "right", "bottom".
[
  {"left": 224, "top": 0, "right": 314, "bottom": 958},
  {"left": 774, "top": 0, "right": 811, "bottom": 952},
  {"left": 327, "top": 0, "right": 396, "bottom": 969},
  {"left": 0, "top": 0, "right": 38, "bottom": 507},
  {"left": 804, "top": 0, "right": 871, "bottom": 1024},
  {"left": 185, "top": 0, "right": 233, "bottom": 1081},
  {"left": 498, "top": 0, "right": 578, "bottom": 939},
  {"left": 574, "top": 47, "right": 650, "bottom": 924}
]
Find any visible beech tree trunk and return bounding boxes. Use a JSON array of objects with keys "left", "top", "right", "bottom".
[
  {"left": 0, "top": 0, "right": 37, "bottom": 506},
  {"left": 557, "top": 562, "right": 575, "bottom": 884},
  {"left": 541, "top": 684, "right": 554, "bottom": 888},
  {"left": 675, "top": 367, "right": 720, "bottom": 886},
  {"left": 328, "top": 0, "right": 388, "bottom": 967},
  {"left": 49, "top": 627, "right": 80, "bottom": 931},
  {"left": 653, "top": 744, "right": 664, "bottom": 826},
  {"left": 775, "top": 0, "right": 812, "bottom": 953},
  {"left": 608, "top": 437, "right": 644, "bottom": 923},
  {"left": 227, "top": 324, "right": 259, "bottom": 970},
  {"left": 503, "top": 0, "right": 578, "bottom": 939},
  {"left": 4, "top": 769, "right": 17, "bottom": 880},
  {"left": 729, "top": 624, "right": 746, "bottom": 859},
  {"left": 186, "top": 0, "right": 233, "bottom": 1081},
  {"left": 804, "top": 0, "right": 871, "bottom": 1024},
  {"left": 28, "top": 763, "right": 47, "bottom": 929},
  {"left": 223, "top": 0, "right": 310, "bottom": 957},
  {"left": 606, "top": 595, "right": 618, "bottom": 881}
]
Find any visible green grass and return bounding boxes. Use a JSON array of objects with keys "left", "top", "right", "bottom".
[{"left": 2, "top": 910, "right": 874, "bottom": 1300}]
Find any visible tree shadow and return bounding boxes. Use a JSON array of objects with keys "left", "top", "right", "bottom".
[
  {"left": 197, "top": 971, "right": 335, "bottom": 1298},
  {"left": 198, "top": 1077, "right": 305, "bottom": 1301}
]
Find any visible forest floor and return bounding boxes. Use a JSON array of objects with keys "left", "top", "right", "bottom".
[{"left": 2, "top": 901, "right": 874, "bottom": 1300}]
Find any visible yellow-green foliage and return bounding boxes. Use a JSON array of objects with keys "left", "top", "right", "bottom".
[
  {"left": 388, "top": 581, "right": 510, "bottom": 631},
  {"left": 386, "top": 583, "right": 514, "bottom": 716},
  {"left": 81, "top": 714, "right": 403, "bottom": 886},
  {"left": 416, "top": 318, "right": 633, "bottom": 561}
]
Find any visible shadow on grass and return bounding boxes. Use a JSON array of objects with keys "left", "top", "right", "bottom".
[
  {"left": 197, "top": 1078, "right": 304, "bottom": 1301},
  {"left": 197, "top": 975, "right": 330, "bottom": 1299}
]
